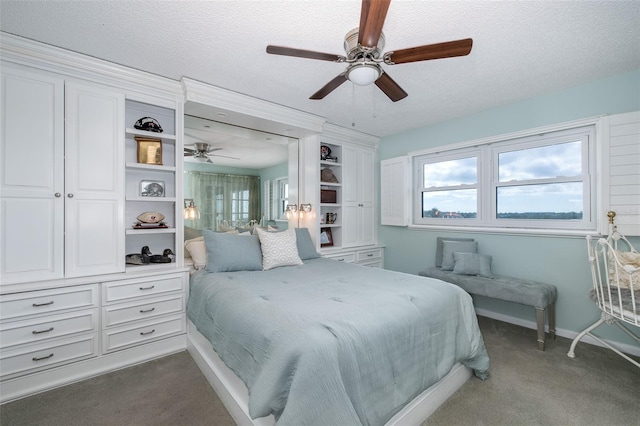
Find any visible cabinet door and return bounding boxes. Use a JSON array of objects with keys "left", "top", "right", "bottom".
[
  {"left": 358, "top": 148, "right": 376, "bottom": 246},
  {"left": 65, "top": 82, "right": 125, "bottom": 277},
  {"left": 0, "top": 65, "right": 65, "bottom": 284},
  {"left": 341, "top": 145, "right": 376, "bottom": 247}
]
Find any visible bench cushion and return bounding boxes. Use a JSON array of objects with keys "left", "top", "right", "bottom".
[{"left": 420, "top": 266, "right": 557, "bottom": 309}]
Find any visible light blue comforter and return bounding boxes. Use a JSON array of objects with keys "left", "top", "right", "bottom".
[{"left": 187, "top": 258, "right": 489, "bottom": 425}]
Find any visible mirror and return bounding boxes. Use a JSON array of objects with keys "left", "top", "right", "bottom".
[{"left": 183, "top": 114, "right": 297, "bottom": 237}]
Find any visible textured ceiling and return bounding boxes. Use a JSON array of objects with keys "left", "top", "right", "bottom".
[{"left": 1, "top": 1, "right": 639, "bottom": 138}]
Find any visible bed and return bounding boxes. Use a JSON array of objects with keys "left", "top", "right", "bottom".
[{"left": 185, "top": 228, "right": 490, "bottom": 425}]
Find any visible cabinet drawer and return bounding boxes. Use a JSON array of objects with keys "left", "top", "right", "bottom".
[
  {"left": 0, "top": 334, "right": 97, "bottom": 378},
  {"left": 0, "top": 285, "right": 98, "bottom": 322},
  {"left": 324, "top": 253, "right": 356, "bottom": 263},
  {"left": 102, "top": 314, "right": 185, "bottom": 353},
  {"left": 103, "top": 275, "right": 184, "bottom": 304},
  {"left": 359, "top": 259, "right": 383, "bottom": 268},
  {"left": 357, "top": 248, "right": 383, "bottom": 263},
  {"left": 0, "top": 309, "right": 98, "bottom": 348},
  {"left": 103, "top": 295, "right": 184, "bottom": 328}
]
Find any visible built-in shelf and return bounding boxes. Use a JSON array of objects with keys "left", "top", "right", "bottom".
[
  {"left": 320, "top": 160, "right": 342, "bottom": 167},
  {"left": 125, "top": 162, "right": 176, "bottom": 172},
  {"left": 126, "top": 228, "right": 176, "bottom": 235},
  {"left": 125, "top": 128, "right": 176, "bottom": 143},
  {"left": 321, "top": 203, "right": 342, "bottom": 207},
  {"left": 125, "top": 263, "right": 180, "bottom": 274},
  {"left": 126, "top": 196, "right": 176, "bottom": 202},
  {"left": 320, "top": 182, "right": 342, "bottom": 187}
]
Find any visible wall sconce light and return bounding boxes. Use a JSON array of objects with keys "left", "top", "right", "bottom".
[
  {"left": 285, "top": 204, "right": 298, "bottom": 219},
  {"left": 298, "top": 203, "right": 312, "bottom": 219},
  {"left": 184, "top": 199, "right": 200, "bottom": 220}
]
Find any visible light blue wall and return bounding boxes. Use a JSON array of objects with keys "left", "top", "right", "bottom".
[{"left": 378, "top": 69, "right": 640, "bottom": 347}]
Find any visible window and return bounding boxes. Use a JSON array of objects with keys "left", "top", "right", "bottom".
[
  {"left": 185, "top": 171, "right": 260, "bottom": 230},
  {"left": 416, "top": 151, "right": 479, "bottom": 222},
  {"left": 276, "top": 178, "right": 289, "bottom": 220},
  {"left": 264, "top": 177, "right": 289, "bottom": 221},
  {"left": 413, "top": 125, "right": 595, "bottom": 232}
]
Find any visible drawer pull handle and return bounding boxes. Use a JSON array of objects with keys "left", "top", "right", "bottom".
[
  {"left": 32, "top": 301, "right": 54, "bottom": 307},
  {"left": 337, "top": 258, "right": 345, "bottom": 261},
  {"left": 140, "top": 307, "right": 155, "bottom": 313},
  {"left": 139, "top": 285, "right": 155, "bottom": 291},
  {"left": 367, "top": 253, "right": 373, "bottom": 257},
  {"left": 32, "top": 353, "right": 54, "bottom": 362},
  {"left": 32, "top": 327, "right": 54, "bottom": 335},
  {"left": 140, "top": 329, "right": 156, "bottom": 336}
]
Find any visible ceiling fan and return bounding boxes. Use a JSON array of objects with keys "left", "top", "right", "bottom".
[
  {"left": 184, "top": 142, "right": 240, "bottom": 163},
  {"left": 266, "top": 0, "right": 473, "bottom": 102}
]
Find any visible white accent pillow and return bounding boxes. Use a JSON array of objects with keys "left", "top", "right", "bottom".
[
  {"left": 185, "top": 236, "right": 207, "bottom": 269},
  {"left": 256, "top": 228, "right": 303, "bottom": 271}
]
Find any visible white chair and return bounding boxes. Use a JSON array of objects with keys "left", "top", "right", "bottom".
[{"left": 567, "top": 220, "right": 640, "bottom": 368}]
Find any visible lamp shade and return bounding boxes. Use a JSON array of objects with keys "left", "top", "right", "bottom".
[{"left": 347, "top": 63, "right": 381, "bottom": 86}]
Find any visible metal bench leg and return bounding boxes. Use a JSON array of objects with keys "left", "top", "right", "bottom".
[
  {"left": 548, "top": 302, "right": 556, "bottom": 340},
  {"left": 536, "top": 307, "right": 545, "bottom": 351}
]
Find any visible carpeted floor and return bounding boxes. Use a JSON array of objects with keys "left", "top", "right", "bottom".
[{"left": 1, "top": 316, "right": 639, "bottom": 426}]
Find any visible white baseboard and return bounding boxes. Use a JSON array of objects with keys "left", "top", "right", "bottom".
[
  {"left": 0, "top": 335, "right": 187, "bottom": 404},
  {"left": 475, "top": 308, "right": 640, "bottom": 357}
]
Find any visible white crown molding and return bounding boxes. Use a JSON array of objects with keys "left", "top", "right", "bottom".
[
  {"left": 0, "top": 32, "right": 182, "bottom": 100},
  {"left": 322, "top": 122, "right": 380, "bottom": 149},
  {"left": 181, "top": 77, "right": 326, "bottom": 135}
]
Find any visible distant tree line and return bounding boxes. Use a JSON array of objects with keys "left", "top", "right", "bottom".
[{"left": 423, "top": 207, "right": 582, "bottom": 220}]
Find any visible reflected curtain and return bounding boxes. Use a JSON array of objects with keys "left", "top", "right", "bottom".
[{"left": 185, "top": 171, "right": 260, "bottom": 231}]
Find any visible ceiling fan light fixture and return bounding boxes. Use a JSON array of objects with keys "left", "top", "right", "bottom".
[{"left": 346, "top": 62, "right": 381, "bottom": 86}]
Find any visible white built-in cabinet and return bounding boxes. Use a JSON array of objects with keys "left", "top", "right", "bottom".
[
  {"left": 316, "top": 125, "right": 383, "bottom": 267},
  {"left": 342, "top": 144, "right": 376, "bottom": 247},
  {"left": 1, "top": 64, "right": 125, "bottom": 285},
  {"left": 0, "top": 44, "right": 186, "bottom": 403}
]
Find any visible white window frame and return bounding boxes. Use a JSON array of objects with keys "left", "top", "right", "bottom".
[
  {"left": 414, "top": 147, "right": 482, "bottom": 226},
  {"left": 409, "top": 117, "right": 601, "bottom": 235}
]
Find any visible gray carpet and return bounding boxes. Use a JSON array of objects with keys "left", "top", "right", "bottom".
[{"left": 1, "top": 316, "right": 639, "bottom": 426}]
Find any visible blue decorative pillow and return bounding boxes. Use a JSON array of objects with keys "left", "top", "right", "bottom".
[
  {"left": 452, "top": 252, "right": 493, "bottom": 278},
  {"left": 435, "top": 237, "right": 474, "bottom": 267},
  {"left": 203, "top": 228, "right": 263, "bottom": 273},
  {"left": 295, "top": 228, "right": 320, "bottom": 260},
  {"left": 441, "top": 240, "right": 478, "bottom": 271}
]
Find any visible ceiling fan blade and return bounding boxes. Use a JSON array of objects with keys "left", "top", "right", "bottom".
[
  {"left": 208, "top": 154, "right": 241, "bottom": 160},
  {"left": 266, "top": 45, "right": 346, "bottom": 62},
  {"left": 385, "top": 38, "right": 473, "bottom": 65},
  {"left": 205, "top": 147, "right": 224, "bottom": 153},
  {"left": 375, "top": 71, "right": 408, "bottom": 102},
  {"left": 309, "top": 72, "right": 348, "bottom": 100},
  {"left": 184, "top": 148, "right": 195, "bottom": 154},
  {"left": 358, "top": 0, "right": 391, "bottom": 47}
]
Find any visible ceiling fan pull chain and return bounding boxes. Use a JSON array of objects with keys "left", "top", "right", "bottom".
[{"left": 352, "top": 84, "right": 356, "bottom": 127}]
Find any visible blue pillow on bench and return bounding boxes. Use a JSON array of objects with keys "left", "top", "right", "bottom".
[
  {"left": 441, "top": 240, "right": 478, "bottom": 270},
  {"left": 452, "top": 252, "right": 493, "bottom": 278}
]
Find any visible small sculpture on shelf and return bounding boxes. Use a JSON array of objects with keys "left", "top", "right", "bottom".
[
  {"left": 320, "top": 145, "right": 338, "bottom": 162},
  {"left": 133, "top": 211, "right": 168, "bottom": 229},
  {"left": 126, "top": 246, "right": 152, "bottom": 265},
  {"left": 149, "top": 249, "right": 175, "bottom": 263}
]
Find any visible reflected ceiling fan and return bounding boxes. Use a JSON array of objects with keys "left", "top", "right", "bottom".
[
  {"left": 184, "top": 142, "right": 240, "bottom": 163},
  {"left": 266, "top": 0, "right": 473, "bottom": 102}
]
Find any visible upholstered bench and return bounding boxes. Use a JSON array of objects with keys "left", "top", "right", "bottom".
[{"left": 419, "top": 238, "right": 558, "bottom": 351}]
